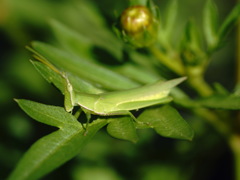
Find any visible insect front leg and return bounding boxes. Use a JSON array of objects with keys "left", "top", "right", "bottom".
[
  {"left": 62, "top": 73, "right": 75, "bottom": 112},
  {"left": 81, "top": 108, "right": 93, "bottom": 136}
]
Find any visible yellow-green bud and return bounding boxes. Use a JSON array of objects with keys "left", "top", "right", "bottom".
[
  {"left": 120, "top": 5, "right": 159, "bottom": 48},
  {"left": 121, "top": 6, "right": 152, "bottom": 34}
]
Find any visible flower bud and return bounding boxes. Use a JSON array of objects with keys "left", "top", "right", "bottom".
[{"left": 120, "top": 5, "right": 159, "bottom": 48}]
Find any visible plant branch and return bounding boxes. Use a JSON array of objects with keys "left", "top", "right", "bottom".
[
  {"left": 187, "top": 72, "right": 214, "bottom": 96},
  {"left": 150, "top": 46, "right": 214, "bottom": 96},
  {"left": 149, "top": 46, "right": 185, "bottom": 75},
  {"left": 234, "top": 2, "right": 240, "bottom": 179},
  {"left": 229, "top": 135, "right": 240, "bottom": 180},
  {"left": 236, "top": 0, "right": 240, "bottom": 84},
  {"left": 193, "top": 108, "right": 231, "bottom": 137}
]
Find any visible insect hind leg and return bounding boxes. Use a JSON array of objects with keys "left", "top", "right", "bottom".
[{"left": 128, "top": 111, "right": 153, "bottom": 128}]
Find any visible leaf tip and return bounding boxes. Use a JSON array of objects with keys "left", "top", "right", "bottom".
[
  {"left": 130, "top": 137, "right": 139, "bottom": 144},
  {"left": 180, "top": 76, "right": 188, "bottom": 82},
  {"left": 171, "top": 76, "right": 187, "bottom": 87},
  {"left": 13, "top": 98, "right": 19, "bottom": 103},
  {"left": 185, "top": 129, "right": 194, "bottom": 141}
]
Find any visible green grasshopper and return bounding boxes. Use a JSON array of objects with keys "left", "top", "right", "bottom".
[{"left": 64, "top": 74, "right": 186, "bottom": 118}]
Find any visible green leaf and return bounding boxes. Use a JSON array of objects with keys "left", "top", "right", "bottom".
[
  {"left": 180, "top": 20, "right": 204, "bottom": 66},
  {"left": 73, "top": 1, "right": 123, "bottom": 60},
  {"left": 8, "top": 121, "right": 107, "bottom": 180},
  {"left": 130, "top": 0, "right": 148, "bottom": 6},
  {"left": 107, "top": 117, "right": 138, "bottom": 143},
  {"left": 198, "top": 94, "right": 240, "bottom": 110},
  {"left": 218, "top": 3, "right": 240, "bottom": 41},
  {"left": 15, "top": 99, "right": 79, "bottom": 127},
  {"left": 32, "top": 61, "right": 103, "bottom": 94},
  {"left": 183, "top": 20, "right": 202, "bottom": 52},
  {"left": 9, "top": 100, "right": 107, "bottom": 180},
  {"left": 129, "top": 51, "right": 160, "bottom": 75},
  {"left": 234, "top": 83, "right": 240, "bottom": 96},
  {"left": 172, "top": 95, "right": 198, "bottom": 109},
  {"left": 113, "top": 63, "right": 159, "bottom": 84},
  {"left": 164, "top": 0, "right": 178, "bottom": 38},
  {"left": 51, "top": 0, "right": 123, "bottom": 60},
  {"left": 31, "top": 60, "right": 65, "bottom": 93},
  {"left": 72, "top": 166, "right": 123, "bottom": 180},
  {"left": 158, "top": 0, "right": 178, "bottom": 48},
  {"left": 147, "top": 0, "right": 158, "bottom": 17},
  {"left": 68, "top": 73, "right": 104, "bottom": 94},
  {"left": 74, "top": 1, "right": 106, "bottom": 29},
  {"left": 137, "top": 105, "right": 194, "bottom": 140},
  {"left": 31, "top": 42, "right": 140, "bottom": 90},
  {"left": 213, "top": 83, "right": 229, "bottom": 95},
  {"left": 50, "top": 20, "right": 92, "bottom": 60},
  {"left": 203, "top": 0, "right": 219, "bottom": 50}
]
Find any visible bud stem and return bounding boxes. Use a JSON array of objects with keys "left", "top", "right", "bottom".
[{"left": 148, "top": 46, "right": 185, "bottom": 75}]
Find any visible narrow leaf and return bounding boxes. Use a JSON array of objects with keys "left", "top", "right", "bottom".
[
  {"left": 158, "top": 0, "right": 178, "bottom": 48},
  {"left": 234, "top": 83, "right": 240, "bottom": 96},
  {"left": 147, "top": 0, "right": 158, "bottom": 17},
  {"left": 164, "top": 0, "right": 178, "bottom": 37},
  {"left": 50, "top": 20, "right": 92, "bottom": 60},
  {"left": 74, "top": 1, "right": 123, "bottom": 60},
  {"left": 129, "top": 51, "right": 159, "bottom": 75},
  {"left": 11, "top": 98, "right": 107, "bottom": 180},
  {"left": 75, "top": 1, "right": 106, "bottom": 29},
  {"left": 218, "top": 3, "right": 240, "bottom": 41},
  {"left": 113, "top": 63, "right": 159, "bottom": 84},
  {"left": 203, "top": 0, "right": 219, "bottom": 49},
  {"left": 8, "top": 120, "right": 107, "bottom": 180},
  {"left": 16, "top": 99, "right": 79, "bottom": 127},
  {"left": 32, "top": 42, "right": 140, "bottom": 90},
  {"left": 130, "top": 0, "right": 148, "bottom": 6},
  {"left": 184, "top": 20, "right": 202, "bottom": 52},
  {"left": 213, "top": 83, "right": 229, "bottom": 95},
  {"left": 32, "top": 61, "right": 103, "bottom": 94},
  {"left": 107, "top": 117, "right": 138, "bottom": 143},
  {"left": 137, "top": 105, "right": 194, "bottom": 140},
  {"left": 198, "top": 95, "right": 240, "bottom": 110},
  {"left": 31, "top": 60, "right": 65, "bottom": 93}
]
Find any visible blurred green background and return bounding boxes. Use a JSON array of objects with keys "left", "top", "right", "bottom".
[{"left": 0, "top": 0, "right": 237, "bottom": 179}]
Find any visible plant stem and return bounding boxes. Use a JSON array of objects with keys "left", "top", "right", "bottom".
[
  {"left": 149, "top": 46, "right": 185, "bottom": 75},
  {"left": 234, "top": 2, "right": 240, "bottom": 179},
  {"left": 236, "top": 5, "right": 240, "bottom": 84},
  {"left": 193, "top": 108, "right": 231, "bottom": 137},
  {"left": 229, "top": 135, "right": 240, "bottom": 180},
  {"left": 149, "top": 33, "right": 240, "bottom": 179},
  {"left": 150, "top": 46, "right": 214, "bottom": 96},
  {"left": 188, "top": 74, "right": 214, "bottom": 96}
]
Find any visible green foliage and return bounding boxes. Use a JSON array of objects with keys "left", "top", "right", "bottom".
[
  {"left": 218, "top": 3, "right": 240, "bottom": 43},
  {"left": 9, "top": 100, "right": 107, "bottom": 180},
  {"left": 31, "top": 41, "right": 139, "bottom": 90},
  {"left": 158, "top": 0, "right": 178, "bottom": 48},
  {"left": 203, "top": 0, "right": 219, "bottom": 50},
  {"left": 204, "top": 0, "right": 240, "bottom": 51},
  {"left": 138, "top": 105, "right": 194, "bottom": 140},
  {"left": 107, "top": 117, "right": 138, "bottom": 143},
  {"left": 198, "top": 95, "right": 240, "bottom": 110}
]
